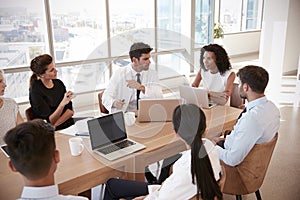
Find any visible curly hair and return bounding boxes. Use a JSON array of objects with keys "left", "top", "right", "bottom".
[{"left": 200, "top": 44, "right": 231, "bottom": 75}]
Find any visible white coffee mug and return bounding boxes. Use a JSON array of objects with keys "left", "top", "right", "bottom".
[
  {"left": 124, "top": 112, "right": 136, "bottom": 126},
  {"left": 69, "top": 137, "right": 84, "bottom": 156}
]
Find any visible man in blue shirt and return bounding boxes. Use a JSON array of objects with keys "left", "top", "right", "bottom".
[{"left": 214, "top": 65, "right": 280, "bottom": 166}]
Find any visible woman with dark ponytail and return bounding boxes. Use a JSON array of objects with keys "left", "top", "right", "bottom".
[
  {"left": 102, "top": 104, "right": 222, "bottom": 200},
  {"left": 29, "top": 54, "right": 75, "bottom": 130}
]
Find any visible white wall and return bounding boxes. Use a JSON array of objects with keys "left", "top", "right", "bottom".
[
  {"left": 284, "top": 0, "right": 300, "bottom": 73},
  {"left": 222, "top": 31, "right": 261, "bottom": 56},
  {"left": 260, "top": 0, "right": 300, "bottom": 74}
]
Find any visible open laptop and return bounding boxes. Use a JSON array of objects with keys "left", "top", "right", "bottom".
[
  {"left": 137, "top": 98, "right": 183, "bottom": 122},
  {"left": 87, "top": 111, "right": 145, "bottom": 161},
  {"left": 179, "top": 85, "right": 217, "bottom": 109}
]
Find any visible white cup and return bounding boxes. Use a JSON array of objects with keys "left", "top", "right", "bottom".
[
  {"left": 124, "top": 112, "right": 136, "bottom": 126},
  {"left": 69, "top": 137, "right": 84, "bottom": 156}
]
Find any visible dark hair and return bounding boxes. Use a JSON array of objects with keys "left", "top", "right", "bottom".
[
  {"left": 200, "top": 44, "right": 231, "bottom": 75},
  {"left": 237, "top": 65, "right": 269, "bottom": 93},
  {"left": 129, "top": 42, "right": 153, "bottom": 62},
  {"left": 172, "top": 104, "right": 222, "bottom": 200},
  {"left": 4, "top": 119, "right": 56, "bottom": 180},
  {"left": 29, "top": 54, "right": 53, "bottom": 86}
]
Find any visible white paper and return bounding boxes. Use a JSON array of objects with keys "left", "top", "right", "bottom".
[{"left": 60, "top": 118, "right": 93, "bottom": 136}]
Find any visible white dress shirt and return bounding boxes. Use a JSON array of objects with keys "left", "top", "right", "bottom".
[
  {"left": 19, "top": 185, "right": 88, "bottom": 200},
  {"left": 102, "top": 64, "right": 163, "bottom": 113},
  {"left": 216, "top": 96, "right": 280, "bottom": 166},
  {"left": 145, "top": 139, "right": 221, "bottom": 200}
]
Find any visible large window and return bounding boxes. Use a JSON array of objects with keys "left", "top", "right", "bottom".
[
  {"left": 157, "top": 0, "right": 182, "bottom": 50},
  {"left": 219, "top": 0, "right": 263, "bottom": 33},
  {"left": 195, "top": 0, "right": 213, "bottom": 46},
  {"left": 109, "top": 0, "right": 154, "bottom": 57},
  {"left": 49, "top": 0, "right": 107, "bottom": 61},
  {"left": 0, "top": 0, "right": 48, "bottom": 68},
  {"left": 0, "top": 0, "right": 219, "bottom": 103}
]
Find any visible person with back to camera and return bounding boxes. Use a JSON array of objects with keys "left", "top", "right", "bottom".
[
  {"left": 0, "top": 69, "right": 23, "bottom": 144},
  {"left": 214, "top": 65, "right": 280, "bottom": 167},
  {"left": 192, "top": 44, "right": 236, "bottom": 105},
  {"left": 4, "top": 119, "right": 88, "bottom": 200},
  {"left": 103, "top": 104, "right": 223, "bottom": 200},
  {"left": 29, "top": 54, "right": 75, "bottom": 130},
  {"left": 102, "top": 43, "right": 171, "bottom": 184}
]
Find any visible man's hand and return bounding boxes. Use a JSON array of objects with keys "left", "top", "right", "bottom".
[
  {"left": 222, "top": 129, "right": 232, "bottom": 137},
  {"left": 113, "top": 99, "right": 125, "bottom": 109},
  {"left": 212, "top": 136, "right": 225, "bottom": 145},
  {"left": 126, "top": 80, "right": 145, "bottom": 93}
]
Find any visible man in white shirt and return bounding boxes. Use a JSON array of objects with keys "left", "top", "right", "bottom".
[
  {"left": 214, "top": 65, "right": 280, "bottom": 166},
  {"left": 102, "top": 43, "right": 176, "bottom": 184},
  {"left": 4, "top": 119, "right": 87, "bottom": 200},
  {"left": 102, "top": 42, "right": 163, "bottom": 113}
]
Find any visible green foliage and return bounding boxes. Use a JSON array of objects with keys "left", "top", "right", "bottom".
[{"left": 213, "top": 22, "right": 224, "bottom": 39}]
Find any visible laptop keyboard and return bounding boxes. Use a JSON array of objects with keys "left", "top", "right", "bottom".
[{"left": 98, "top": 140, "right": 135, "bottom": 155}]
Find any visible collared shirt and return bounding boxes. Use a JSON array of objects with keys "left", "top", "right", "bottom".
[
  {"left": 19, "top": 185, "right": 88, "bottom": 200},
  {"left": 102, "top": 63, "right": 163, "bottom": 113},
  {"left": 216, "top": 96, "right": 280, "bottom": 166},
  {"left": 145, "top": 139, "right": 221, "bottom": 200}
]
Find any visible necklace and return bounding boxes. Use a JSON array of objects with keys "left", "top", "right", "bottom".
[{"left": 42, "top": 79, "right": 54, "bottom": 89}]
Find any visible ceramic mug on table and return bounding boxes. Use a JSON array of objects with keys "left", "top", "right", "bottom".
[
  {"left": 68, "top": 137, "right": 84, "bottom": 156},
  {"left": 124, "top": 112, "right": 136, "bottom": 126}
]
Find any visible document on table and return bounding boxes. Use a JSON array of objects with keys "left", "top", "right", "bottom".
[{"left": 60, "top": 118, "right": 93, "bottom": 136}]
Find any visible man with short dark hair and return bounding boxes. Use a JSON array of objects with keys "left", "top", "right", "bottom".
[
  {"left": 4, "top": 119, "right": 87, "bottom": 200},
  {"left": 102, "top": 42, "right": 163, "bottom": 113},
  {"left": 102, "top": 42, "right": 176, "bottom": 184},
  {"left": 214, "top": 65, "right": 280, "bottom": 166}
]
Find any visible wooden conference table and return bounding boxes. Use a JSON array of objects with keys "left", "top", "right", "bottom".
[{"left": 0, "top": 106, "right": 241, "bottom": 199}]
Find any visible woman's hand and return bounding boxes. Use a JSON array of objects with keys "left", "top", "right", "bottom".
[
  {"left": 209, "top": 91, "right": 228, "bottom": 105},
  {"left": 133, "top": 195, "right": 147, "bottom": 200},
  {"left": 60, "top": 91, "right": 75, "bottom": 107}
]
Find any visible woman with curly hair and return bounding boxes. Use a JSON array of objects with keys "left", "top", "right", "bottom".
[{"left": 192, "top": 44, "right": 235, "bottom": 105}]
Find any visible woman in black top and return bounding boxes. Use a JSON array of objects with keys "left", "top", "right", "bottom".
[{"left": 29, "top": 54, "right": 75, "bottom": 130}]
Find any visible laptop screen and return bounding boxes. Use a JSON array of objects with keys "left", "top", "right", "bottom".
[{"left": 88, "top": 112, "right": 127, "bottom": 150}]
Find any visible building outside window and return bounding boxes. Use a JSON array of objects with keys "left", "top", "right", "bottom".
[
  {"left": 2, "top": 0, "right": 260, "bottom": 105},
  {"left": 219, "top": 0, "right": 263, "bottom": 33}
]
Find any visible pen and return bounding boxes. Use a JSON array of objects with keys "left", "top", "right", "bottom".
[{"left": 75, "top": 132, "right": 89, "bottom": 136}]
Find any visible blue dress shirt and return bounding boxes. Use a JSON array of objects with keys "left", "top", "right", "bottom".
[{"left": 216, "top": 96, "right": 280, "bottom": 166}]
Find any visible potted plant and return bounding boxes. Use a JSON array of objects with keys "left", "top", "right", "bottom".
[{"left": 213, "top": 22, "right": 224, "bottom": 45}]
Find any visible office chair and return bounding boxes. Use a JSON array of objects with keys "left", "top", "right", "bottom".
[
  {"left": 98, "top": 91, "right": 109, "bottom": 114},
  {"left": 221, "top": 133, "right": 278, "bottom": 200},
  {"left": 25, "top": 107, "right": 35, "bottom": 121}
]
